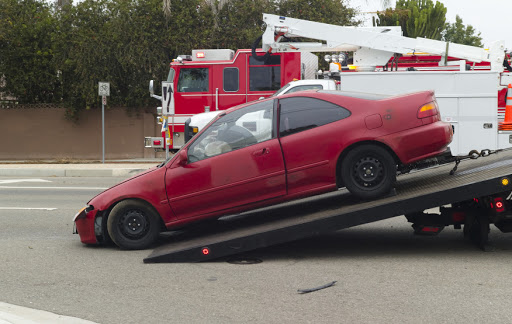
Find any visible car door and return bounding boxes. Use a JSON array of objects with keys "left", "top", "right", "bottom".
[
  {"left": 166, "top": 99, "right": 286, "bottom": 220},
  {"left": 278, "top": 96, "right": 351, "bottom": 196}
]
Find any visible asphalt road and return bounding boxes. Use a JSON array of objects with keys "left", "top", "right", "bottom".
[{"left": 2, "top": 176, "right": 512, "bottom": 323}]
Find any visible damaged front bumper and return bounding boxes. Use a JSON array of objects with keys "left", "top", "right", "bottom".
[{"left": 73, "top": 205, "right": 103, "bottom": 245}]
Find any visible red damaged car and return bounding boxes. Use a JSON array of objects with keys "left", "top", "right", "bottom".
[{"left": 74, "top": 90, "right": 452, "bottom": 249}]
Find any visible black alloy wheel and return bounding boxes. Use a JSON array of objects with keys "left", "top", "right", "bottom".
[
  {"left": 107, "top": 200, "right": 162, "bottom": 250},
  {"left": 341, "top": 144, "right": 396, "bottom": 199}
]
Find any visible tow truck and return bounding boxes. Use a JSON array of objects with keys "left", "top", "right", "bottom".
[
  {"left": 143, "top": 14, "right": 512, "bottom": 263},
  {"left": 145, "top": 149, "right": 512, "bottom": 262}
]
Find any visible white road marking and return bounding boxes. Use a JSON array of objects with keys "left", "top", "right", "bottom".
[
  {"left": 0, "top": 186, "right": 107, "bottom": 190},
  {"left": 0, "top": 179, "right": 51, "bottom": 184},
  {"left": 0, "top": 207, "right": 57, "bottom": 211}
]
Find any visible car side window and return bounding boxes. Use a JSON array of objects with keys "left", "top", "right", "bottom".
[
  {"left": 188, "top": 100, "right": 275, "bottom": 162},
  {"left": 279, "top": 97, "right": 350, "bottom": 137}
]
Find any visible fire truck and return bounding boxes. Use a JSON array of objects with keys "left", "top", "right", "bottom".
[{"left": 146, "top": 48, "right": 318, "bottom": 153}]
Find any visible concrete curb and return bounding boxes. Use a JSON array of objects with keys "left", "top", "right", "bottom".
[{"left": 0, "top": 302, "right": 98, "bottom": 324}]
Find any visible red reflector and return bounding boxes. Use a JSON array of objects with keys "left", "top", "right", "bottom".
[
  {"left": 421, "top": 227, "right": 440, "bottom": 233},
  {"left": 153, "top": 140, "right": 161, "bottom": 145},
  {"left": 202, "top": 248, "right": 210, "bottom": 255},
  {"left": 452, "top": 212, "right": 465, "bottom": 222},
  {"left": 494, "top": 197, "right": 505, "bottom": 212}
]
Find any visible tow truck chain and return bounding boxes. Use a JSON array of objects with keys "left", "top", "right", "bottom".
[{"left": 450, "top": 149, "right": 500, "bottom": 175}]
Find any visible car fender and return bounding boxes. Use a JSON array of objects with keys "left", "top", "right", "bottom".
[{"left": 87, "top": 166, "right": 176, "bottom": 225}]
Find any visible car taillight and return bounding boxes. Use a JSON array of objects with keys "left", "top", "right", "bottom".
[{"left": 417, "top": 101, "right": 438, "bottom": 119}]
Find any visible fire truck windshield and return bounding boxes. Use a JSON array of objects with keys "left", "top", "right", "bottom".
[{"left": 177, "top": 68, "right": 209, "bottom": 92}]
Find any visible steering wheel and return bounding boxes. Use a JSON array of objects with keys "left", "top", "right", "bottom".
[{"left": 218, "top": 125, "right": 258, "bottom": 149}]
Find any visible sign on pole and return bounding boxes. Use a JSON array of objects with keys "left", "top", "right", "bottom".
[
  {"left": 162, "top": 81, "right": 174, "bottom": 115},
  {"left": 98, "top": 82, "right": 110, "bottom": 96},
  {"left": 98, "top": 81, "right": 110, "bottom": 164}
]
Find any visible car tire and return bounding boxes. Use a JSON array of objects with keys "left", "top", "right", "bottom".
[
  {"left": 107, "top": 200, "right": 162, "bottom": 250},
  {"left": 341, "top": 145, "right": 396, "bottom": 199}
]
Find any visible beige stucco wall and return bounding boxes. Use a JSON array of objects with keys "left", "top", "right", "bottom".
[{"left": 0, "top": 106, "right": 160, "bottom": 161}]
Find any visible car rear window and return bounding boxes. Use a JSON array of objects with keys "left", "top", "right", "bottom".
[
  {"left": 318, "top": 90, "right": 389, "bottom": 100},
  {"left": 279, "top": 97, "right": 350, "bottom": 137}
]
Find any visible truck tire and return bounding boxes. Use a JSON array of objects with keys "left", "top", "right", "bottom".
[
  {"left": 107, "top": 200, "right": 162, "bottom": 250},
  {"left": 341, "top": 145, "right": 396, "bottom": 199}
]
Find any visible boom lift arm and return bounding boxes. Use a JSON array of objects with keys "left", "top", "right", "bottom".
[{"left": 261, "top": 14, "right": 505, "bottom": 71}]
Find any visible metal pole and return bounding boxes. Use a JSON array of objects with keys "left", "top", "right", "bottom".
[
  {"left": 165, "top": 115, "right": 169, "bottom": 160},
  {"left": 102, "top": 98, "right": 105, "bottom": 164}
]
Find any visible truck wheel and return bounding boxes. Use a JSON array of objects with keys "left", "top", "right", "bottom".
[
  {"left": 107, "top": 200, "right": 162, "bottom": 250},
  {"left": 341, "top": 145, "right": 396, "bottom": 199}
]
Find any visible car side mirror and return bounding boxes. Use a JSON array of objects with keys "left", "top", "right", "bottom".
[
  {"left": 177, "top": 149, "right": 188, "bottom": 166},
  {"left": 149, "top": 80, "right": 155, "bottom": 96}
]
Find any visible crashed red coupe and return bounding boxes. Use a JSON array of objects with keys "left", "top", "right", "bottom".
[{"left": 74, "top": 90, "right": 452, "bottom": 249}]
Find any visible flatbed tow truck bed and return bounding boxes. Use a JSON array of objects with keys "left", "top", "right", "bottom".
[{"left": 144, "top": 149, "right": 512, "bottom": 263}]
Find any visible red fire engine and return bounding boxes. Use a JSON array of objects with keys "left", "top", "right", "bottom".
[{"left": 146, "top": 49, "right": 318, "bottom": 152}]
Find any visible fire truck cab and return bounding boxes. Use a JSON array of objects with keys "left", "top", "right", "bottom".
[{"left": 146, "top": 49, "right": 318, "bottom": 152}]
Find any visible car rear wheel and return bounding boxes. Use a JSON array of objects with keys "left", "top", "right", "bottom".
[
  {"left": 107, "top": 200, "right": 161, "bottom": 250},
  {"left": 341, "top": 145, "right": 396, "bottom": 199}
]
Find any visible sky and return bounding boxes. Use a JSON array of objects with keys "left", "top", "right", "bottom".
[{"left": 348, "top": 0, "right": 512, "bottom": 50}]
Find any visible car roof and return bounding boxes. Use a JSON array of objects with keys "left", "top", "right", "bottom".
[
  {"left": 318, "top": 90, "right": 390, "bottom": 100},
  {"left": 221, "top": 89, "right": 391, "bottom": 117}
]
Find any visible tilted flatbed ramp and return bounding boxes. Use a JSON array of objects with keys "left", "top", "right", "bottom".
[{"left": 144, "top": 150, "right": 512, "bottom": 263}]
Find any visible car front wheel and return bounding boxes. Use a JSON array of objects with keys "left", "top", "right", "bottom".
[
  {"left": 107, "top": 200, "right": 162, "bottom": 250},
  {"left": 341, "top": 145, "right": 396, "bottom": 199}
]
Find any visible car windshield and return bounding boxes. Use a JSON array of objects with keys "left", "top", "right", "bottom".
[{"left": 188, "top": 100, "right": 274, "bottom": 162}]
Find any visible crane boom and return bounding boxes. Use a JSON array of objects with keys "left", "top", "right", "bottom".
[{"left": 261, "top": 14, "right": 505, "bottom": 71}]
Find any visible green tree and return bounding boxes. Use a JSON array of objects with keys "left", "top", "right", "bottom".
[
  {"left": 276, "top": 0, "right": 358, "bottom": 26},
  {"left": 211, "top": 0, "right": 276, "bottom": 49},
  {"left": 54, "top": 0, "right": 213, "bottom": 119},
  {"left": 0, "top": 0, "right": 59, "bottom": 103},
  {"left": 374, "top": 0, "right": 446, "bottom": 40},
  {"left": 201, "top": 0, "right": 359, "bottom": 50},
  {"left": 2, "top": 0, "right": 359, "bottom": 119},
  {"left": 442, "top": 15, "right": 482, "bottom": 47}
]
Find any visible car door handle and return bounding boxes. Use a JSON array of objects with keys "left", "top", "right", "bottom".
[{"left": 253, "top": 148, "right": 269, "bottom": 156}]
